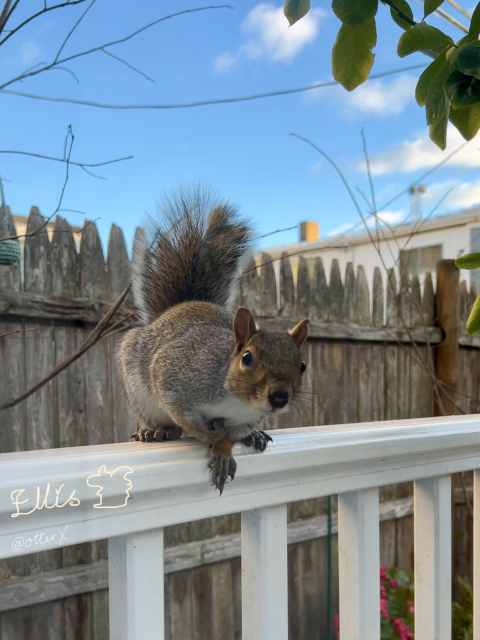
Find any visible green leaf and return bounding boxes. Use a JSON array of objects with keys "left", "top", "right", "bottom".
[
  {"left": 398, "top": 23, "right": 453, "bottom": 58},
  {"left": 444, "top": 70, "right": 480, "bottom": 109},
  {"left": 283, "top": 0, "right": 310, "bottom": 25},
  {"left": 426, "top": 66, "right": 449, "bottom": 124},
  {"left": 332, "top": 20, "right": 376, "bottom": 91},
  {"left": 424, "top": 0, "right": 445, "bottom": 18},
  {"left": 468, "top": 1, "right": 480, "bottom": 41},
  {"left": 389, "top": 0, "right": 414, "bottom": 30},
  {"left": 332, "top": 0, "right": 378, "bottom": 26},
  {"left": 429, "top": 95, "right": 449, "bottom": 149},
  {"left": 449, "top": 101, "right": 480, "bottom": 139},
  {"left": 458, "top": 42, "right": 480, "bottom": 78},
  {"left": 455, "top": 253, "right": 480, "bottom": 269},
  {"left": 447, "top": 36, "right": 468, "bottom": 72},
  {"left": 416, "top": 52, "right": 447, "bottom": 106},
  {"left": 467, "top": 291, "right": 480, "bottom": 335}
]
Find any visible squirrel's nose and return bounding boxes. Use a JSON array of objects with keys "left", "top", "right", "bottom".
[{"left": 269, "top": 390, "right": 289, "bottom": 409}]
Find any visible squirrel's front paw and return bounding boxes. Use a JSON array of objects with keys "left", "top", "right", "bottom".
[
  {"left": 242, "top": 430, "right": 273, "bottom": 452},
  {"left": 208, "top": 442, "right": 236, "bottom": 496}
]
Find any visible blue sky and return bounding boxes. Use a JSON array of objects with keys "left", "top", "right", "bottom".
[{"left": 1, "top": 0, "right": 479, "bottom": 254}]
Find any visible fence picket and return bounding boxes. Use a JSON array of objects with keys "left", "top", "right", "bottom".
[
  {"left": 329, "top": 259, "right": 344, "bottom": 322},
  {"left": 260, "top": 253, "right": 277, "bottom": 317},
  {"left": 312, "top": 257, "right": 329, "bottom": 322},
  {"left": 422, "top": 272, "right": 435, "bottom": 326},
  {"left": 107, "top": 224, "right": 133, "bottom": 444},
  {"left": 356, "top": 265, "right": 370, "bottom": 326},
  {"left": 279, "top": 253, "right": 294, "bottom": 318},
  {"left": 296, "top": 256, "right": 311, "bottom": 319},
  {"left": 372, "top": 267, "right": 384, "bottom": 328}
]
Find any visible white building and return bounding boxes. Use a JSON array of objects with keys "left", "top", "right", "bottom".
[{"left": 258, "top": 208, "right": 480, "bottom": 290}]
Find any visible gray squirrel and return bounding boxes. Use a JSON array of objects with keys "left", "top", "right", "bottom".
[{"left": 118, "top": 185, "right": 309, "bottom": 494}]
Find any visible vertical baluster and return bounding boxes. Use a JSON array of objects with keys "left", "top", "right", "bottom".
[
  {"left": 109, "top": 528, "right": 165, "bottom": 640},
  {"left": 473, "top": 470, "right": 480, "bottom": 640},
  {"left": 338, "top": 488, "right": 380, "bottom": 640},
  {"left": 414, "top": 476, "right": 451, "bottom": 640},
  {"left": 241, "top": 505, "right": 288, "bottom": 640}
]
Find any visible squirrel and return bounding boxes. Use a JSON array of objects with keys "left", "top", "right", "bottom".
[{"left": 118, "top": 185, "right": 309, "bottom": 494}]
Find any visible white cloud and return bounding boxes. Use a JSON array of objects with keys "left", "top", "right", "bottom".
[
  {"left": 19, "top": 41, "right": 42, "bottom": 65},
  {"left": 365, "top": 126, "right": 480, "bottom": 176},
  {"left": 423, "top": 180, "right": 480, "bottom": 210},
  {"left": 213, "top": 52, "right": 238, "bottom": 73},
  {"left": 214, "top": 4, "right": 324, "bottom": 72},
  {"left": 328, "top": 222, "right": 354, "bottom": 236},
  {"left": 328, "top": 210, "right": 405, "bottom": 236},
  {"left": 306, "top": 74, "right": 416, "bottom": 118},
  {"left": 341, "top": 76, "right": 416, "bottom": 117}
]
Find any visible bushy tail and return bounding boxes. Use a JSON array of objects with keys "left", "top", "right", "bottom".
[{"left": 132, "top": 184, "right": 253, "bottom": 324}]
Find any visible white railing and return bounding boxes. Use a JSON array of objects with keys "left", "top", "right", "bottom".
[{"left": 1, "top": 414, "right": 480, "bottom": 639}]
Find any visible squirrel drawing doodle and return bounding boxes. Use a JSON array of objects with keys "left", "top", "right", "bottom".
[{"left": 118, "top": 185, "right": 309, "bottom": 494}]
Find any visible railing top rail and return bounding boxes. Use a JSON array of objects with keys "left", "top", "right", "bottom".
[{"left": 0, "top": 414, "right": 479, "bottom": 560}]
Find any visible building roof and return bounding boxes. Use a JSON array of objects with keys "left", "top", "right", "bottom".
[{"left": 261, "top": 207, "right": 480, "bottom": 258}]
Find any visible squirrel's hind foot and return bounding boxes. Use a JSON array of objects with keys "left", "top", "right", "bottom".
[
  {"left": 208, "top": 449, "right": 237, "bottom": 496},
  {"left": 242, "top": 430, "right": 273, "bottom": 452},
  {"left": 130, "top": 425, "right": 183, "bottom": 442}
]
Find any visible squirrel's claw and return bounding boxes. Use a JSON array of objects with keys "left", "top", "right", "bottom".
[
  {"left": 242, "top": 430, "right": 273, "bottom": 452},
  {"left": 208, "top": 453, "right": 237, "bottom": 495},
  {"left": 130, "top": 426, "right": 183, "bottom": 442}
]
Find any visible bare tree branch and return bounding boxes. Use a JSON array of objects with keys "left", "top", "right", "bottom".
[
  {"left": 0, "top": 328, "right": 37, "bottom": 339},
  {"left": 0, "top": 149, "right": 133, "bottom": 169},
  {"left": 54, "top": 0, "right": 97, "bottom": 63},
  {"left": 0, "top": 288, "right": 136, "bottom": 411},
  {"left": 0, "top": 0, "right": 89, "bottom": 47},
  {"left": 446, "top": 0, "right": 472, "bottom": 19},
  {"left": 0, "top": 5, "right": 234, "bottom": 91},
  {"left": 101, "top": 48, "right": 155, "bottom": 84},
  {"left": 0, "top": 0, "right": 19, "bottom": 37},
  {"left": 0, "top": 65, "right": 428, "bottom": 109}
]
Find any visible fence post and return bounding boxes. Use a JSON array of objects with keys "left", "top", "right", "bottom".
[{"left": 434, "top": 259, "right": 460, "bottom": 416}]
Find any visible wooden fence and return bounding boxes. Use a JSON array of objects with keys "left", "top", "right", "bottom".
[{"left": 0, "top": 205, "right": 478, "bottom": 640}]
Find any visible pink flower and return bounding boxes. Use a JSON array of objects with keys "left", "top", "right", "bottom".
[
  {"left": 393, "top": 618, "right": 413, "bottom": 640},
  {"left": 389, "top": 580, "right": 399, "bottom": 589},
  {"left": 334, "top": 614, "right": 340, "bottom": 638},
  {"left": 407, "top": 599, "right": 414, "bottom": 614},
  {"left": 380, "top": 585, "right": 387, "bottom": 598},
  {"left": 380, "top": 598, "right": 389, "bottom": 619},
  {"left": 380, "top": 566, "right": 388, "bottom": 580}
]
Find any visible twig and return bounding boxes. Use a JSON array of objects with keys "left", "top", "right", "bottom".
[
  {"left": 0, "top": 328, "right": 37, "bottom": 339},
  {"left": 255, "top": 225, "right": 298, "bottom": 240},
  {"left": 446, "top": 0, "right": 472, "bottom": 20},
  {"left": 0, "top": 288, "right": 134, "bottom": 411},
  {"left": 0, "top": 5, "right": 234, "bottom": 91},
  {"left": 54, "top": 0, "right": 97, "bottom": 63},
  {"left": 0, "top": 0, "right": 18, "bottom": 37},
  {"left": 101, "top": 49, "right": 155, "bottom": 84},
  {"left": 382, "top": 0, "right": 417, "bottom": 26},
  {"left": 0, "top": 65, "right": 428, "bottom": 109},
  {"left": 0, "top": 0, "right": 88, "bottom": 47},
  {"left": 0, "top": 150, "right": 133, "bottom": 169},
  {"left": 1, "top": 126, "right": 75, "bottom": 242}
]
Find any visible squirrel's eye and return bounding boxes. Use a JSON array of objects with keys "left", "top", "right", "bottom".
[
  {"left": 300, "top": 361, "right": 306, "bottom": 375},
  {"left": 242, "top": 351, "right": 253, "bottom": 366}
]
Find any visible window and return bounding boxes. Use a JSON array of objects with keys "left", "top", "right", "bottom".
[{"left": 400, "top": 244, "right": 442, "bottom": 274}]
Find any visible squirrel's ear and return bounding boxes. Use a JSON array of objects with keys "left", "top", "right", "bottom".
[
  {"left": 289, "top": 318, "right": 310, "bottom": 345},
  {"left": 233, "top": 307, "right": 257, "bottom": 352}
]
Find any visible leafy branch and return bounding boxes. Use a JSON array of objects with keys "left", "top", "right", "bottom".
[{"left": 284, "top": 0, "right": 480, "bottom": 149}]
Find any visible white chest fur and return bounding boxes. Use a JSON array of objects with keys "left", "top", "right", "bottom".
[{"left": 199, "top": 395, "right": 261, "bottom": 427}]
